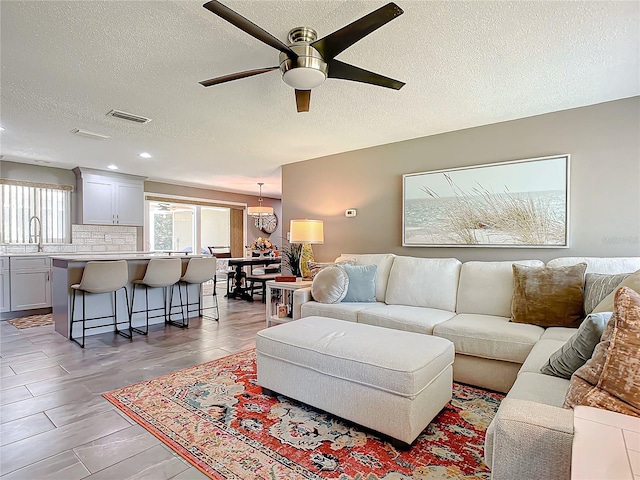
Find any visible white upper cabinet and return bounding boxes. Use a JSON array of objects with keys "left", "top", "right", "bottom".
[{"left": 74, "top": 167, "right": 146, "bottom": 226}]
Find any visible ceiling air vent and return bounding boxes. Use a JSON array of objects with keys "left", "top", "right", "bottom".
[
  {"left": 106, "top": 109, "right": 152, "bottom": 124},
  {"left": 70, "top": 129, "right": 110, "bottom": 140}
]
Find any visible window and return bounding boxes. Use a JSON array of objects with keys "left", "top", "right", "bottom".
[
  {"left": 145, "top": 196, "right": 240, "bottom": 255},
  {"left": 1, "top": 180, "right": 72, "bottom": 244},
  {"left": 148, "top": 201, "right": 196, "bottom": 252}
]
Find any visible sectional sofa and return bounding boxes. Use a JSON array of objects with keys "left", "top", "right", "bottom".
[{"left": 292, "top": 254, "right": 640, "bottom": 480}]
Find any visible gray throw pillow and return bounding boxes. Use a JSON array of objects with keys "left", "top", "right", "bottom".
[
  {"left": 341, "top": 264, "right": 377, "bottom": 302},
  {"left": 583, "top": 273, "right": 629, "bottom": 315},
  {"left": 540, "top": 312, "right": 612, "bottom": 379}
]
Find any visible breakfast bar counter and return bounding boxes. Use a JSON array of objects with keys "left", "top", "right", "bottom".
[{"left": 51, "top": 254, "right": 207, "bottom": 339}]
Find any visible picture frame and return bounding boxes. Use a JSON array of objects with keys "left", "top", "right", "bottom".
[{"left": 402, "top": 154, "right": 570, "bottom": 248}]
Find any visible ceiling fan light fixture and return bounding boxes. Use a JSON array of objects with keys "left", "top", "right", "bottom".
[{"left": 282, "top": 67, "right": 326, "bottom": 90}]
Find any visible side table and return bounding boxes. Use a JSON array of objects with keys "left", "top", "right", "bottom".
[
  {"left": 572, "top": 405, "right": 639, "bottom": 480},
  {"left": 265, "top": 279, "right": 312, "bottom": 327}
]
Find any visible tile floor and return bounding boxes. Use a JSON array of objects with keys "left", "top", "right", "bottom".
[{"left": 0, "top": 285, "right": 266, "bottom": 479}]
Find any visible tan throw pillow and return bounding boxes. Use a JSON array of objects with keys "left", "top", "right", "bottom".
[
  {"left": 511, "top": 263, "right": 587, "bottom": 327},
  {"left": 592, "top": 270, "right": 640, "bottom": 313},
  {"left": 564, "top": 286, "right": 640, "bottom": 417}
]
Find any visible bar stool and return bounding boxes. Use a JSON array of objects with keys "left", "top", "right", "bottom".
[
  {"left": 70, "top": 260, "right": 130, "bottom": 348},
  {"left": 179, "top": 257, "right": 219, "bottom": 322},
  {"left": 130, "top": 257, "right": 184, "bottom": 334}
]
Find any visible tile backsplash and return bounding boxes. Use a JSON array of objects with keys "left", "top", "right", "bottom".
[
  {"left": 71, "top": 225, "right": 137, "bottom": 252},
  {"left": 0, "top": 225, "right": 137, "bottom": 254}
]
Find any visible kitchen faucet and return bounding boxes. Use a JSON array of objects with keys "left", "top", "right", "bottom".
[{"left": 29, "top": 215, "right": 44, "bottom": 252}]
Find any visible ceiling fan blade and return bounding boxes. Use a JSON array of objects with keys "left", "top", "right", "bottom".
[
  {"left": 311, "top": 2, "right": 403, "bottom": 61},
  {"left": 328, "top": 59, "right": 405, "bottom": 90},
  {"left": 203, "top": 1, "right": 298, "bottom": 59},
  {"left": 295, "top": 90, "right": 311, "bottom": 113},
  {"left": 199, "top": 67, "right": 278, "bottom": 87}
]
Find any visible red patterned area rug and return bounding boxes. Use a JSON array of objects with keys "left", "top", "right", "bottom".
[
  {"left": 6, "top": 313, "right": 53, "bottom": 329},
  {"left": 103, "top": 349, "right": 503, "bottom": 479}
]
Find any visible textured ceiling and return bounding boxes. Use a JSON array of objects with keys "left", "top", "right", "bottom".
[{"left": 1, "top": 0, "right": 638, "bottom": 198}]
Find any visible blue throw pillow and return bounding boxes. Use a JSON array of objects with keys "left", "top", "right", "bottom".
[{"left": 341, "top": 264, "right": 377, "bottom": 302}]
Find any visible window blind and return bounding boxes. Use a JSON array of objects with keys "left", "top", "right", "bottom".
[{"left": 1, "top": 181, "right": 72, "bottom": 244}]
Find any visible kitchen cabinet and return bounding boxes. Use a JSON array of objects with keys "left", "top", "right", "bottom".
[
  {"left": 73, "top": 167, "right": 146, "bottom": 226},
  {"left": 0, "top": 257, "right": 9, "bottom": 313},
  {"left": 10, "top": 256, "right": 51, "bottom": 311}
]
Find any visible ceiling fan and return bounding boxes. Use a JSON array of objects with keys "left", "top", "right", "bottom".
[{"left": 199, "top": 1, "right": 405, "bottom": 112}]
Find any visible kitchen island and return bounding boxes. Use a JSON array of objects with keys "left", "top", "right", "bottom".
[{"left": 51, "top": 254, "right": 208, "bottom": 340}]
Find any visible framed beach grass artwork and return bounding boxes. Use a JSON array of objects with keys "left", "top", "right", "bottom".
[{"left": 402, "top": 155, "right": 570, "bottom": 247}]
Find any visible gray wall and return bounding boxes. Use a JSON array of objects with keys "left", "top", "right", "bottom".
[
  {"left": 0, "top": 161, "right": 75, "bottom": 186},
  {"left": 282, "top": 97, "right": 640, "bottom": 263}
]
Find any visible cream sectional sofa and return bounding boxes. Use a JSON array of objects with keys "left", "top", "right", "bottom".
[{"left": 293, "top": 254, "right": 640, "bottom": 480}]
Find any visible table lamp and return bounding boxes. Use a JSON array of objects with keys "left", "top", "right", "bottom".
[{"left": 289, "top": 219, "right": 324, "bottom": 279}]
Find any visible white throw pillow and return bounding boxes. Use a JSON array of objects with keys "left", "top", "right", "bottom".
[{"left": 311, "top": 266, "right": 349, "bottom": 304}]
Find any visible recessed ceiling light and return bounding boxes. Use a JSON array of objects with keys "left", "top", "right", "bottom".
[
  {"left": 138, "top": 152, "right": 152, "bottom": 159},
  {"left": 0, "top": 126, "right": 5, "bottom": 131},
  {"left": 107, "top": 164, "right": 119, "bottom": 170}
]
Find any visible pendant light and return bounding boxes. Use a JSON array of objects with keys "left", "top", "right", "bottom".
[{"left": 247, "top": 183, "right": 273, "bottom": 217}]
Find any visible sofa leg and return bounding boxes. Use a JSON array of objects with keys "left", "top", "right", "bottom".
[
  {"left": 261, "top": 387, "right": 278, "bottom": 397},
  {"left": 390, "top": 437, "right": 413, "bottom": 451}
]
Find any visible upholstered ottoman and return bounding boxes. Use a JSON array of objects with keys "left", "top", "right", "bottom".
[{"left": 255, "top": 316, "right": 455, "bottom": 448}]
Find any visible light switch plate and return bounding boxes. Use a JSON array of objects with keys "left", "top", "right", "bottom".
[{"left": 345, "top": 209, "right": 357, "bottom": 217}]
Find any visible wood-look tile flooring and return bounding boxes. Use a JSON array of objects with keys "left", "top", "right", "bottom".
[{"left": 0, "top": 285, "right": 266, "bottom": 479}]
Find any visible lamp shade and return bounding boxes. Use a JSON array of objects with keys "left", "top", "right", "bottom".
[
  {"left": 247, "top": 205, "right": 273, "bottom": 216},
  {"left": 289, "top": 219, "right": 324, "bottom": 244}
]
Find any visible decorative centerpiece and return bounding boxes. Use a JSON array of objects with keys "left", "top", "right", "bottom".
[{"left": 249, "top": 237, "right": 275, "bottom": 258}]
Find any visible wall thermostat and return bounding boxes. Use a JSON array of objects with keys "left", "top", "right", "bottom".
[{"left": 345, "top": 209, "right": 357, "bottom": 217}]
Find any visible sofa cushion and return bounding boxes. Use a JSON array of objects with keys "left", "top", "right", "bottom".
[
  {"left": 540, "top": 327, "right": 578, "bottom": 342},
  {"left": 508, "top": 372, "right": 571, "bottom": 408},
  {"left": 565, "top": 287, "right": 640, "bottom": 417},
  {"left": 301, "top": 300, "right": 382, "bottom": 323},
  {"left": 547, "top": 256, "right": 640, "bottom": 274},
  {"left": 592, "top": 270, "right": 640, "bottom": 313},
  {"left": 511, "top": 263, "right": 587, "bottom": 327},
  {"left": 519, "top": 339, "right": 568, "bottom": 375},
  {"left": 540, "top": 312, "right": 612, "bottom": 379},
  {"left": 341, "top": 264, "right": 377, "bottom": 302},
  {"left": 311, "top": 266, "right": 349, "bottom": 304},
  {"left": 385, "top": 256, "right": 461, "bottom": 311},
  {"left": 432, "top": 313, "right": 544, "bottom": 363},
  {"left": 357, "top": 305, "right": 456, "bottom": 335},
  {"left": 335, "top": 254, "right": 395, "bottom": 302},
  {"left": 584, "top": 272, "right": 630, "bottom": 314},
  {"left": 456, "top": 260, "right": 544, "bottom": 317}
]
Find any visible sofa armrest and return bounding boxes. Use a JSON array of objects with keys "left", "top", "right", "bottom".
[
  {"left": 488, "top": 398, "right": 574, "bottom": 480},
  {"left": 292, "top": 287, "right": 312, "bottom": 320}
]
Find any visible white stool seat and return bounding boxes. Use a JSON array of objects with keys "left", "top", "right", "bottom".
[
  {"left": 70, "top": 260, "right": 131, "bottom": 348},
  {"left": 134, "top": 257, "right": 181, "bottom": 288},
  {"left": 179, "top": 257, "right": 219, "bottom": 321},
  {"left": 130, "top": 257, "right": 185, "bottom": 333}
]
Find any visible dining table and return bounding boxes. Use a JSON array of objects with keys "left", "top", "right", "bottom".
[{"left": 227, "top": 256, "right": 282, "bottom": 301}]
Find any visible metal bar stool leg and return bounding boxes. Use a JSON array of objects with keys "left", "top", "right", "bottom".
[
  {"left": 114, "top": 288, "right": 132, "bottom": 339},
  {"left": 82, "top": 291, "right": 86, "bottom": 348}
]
